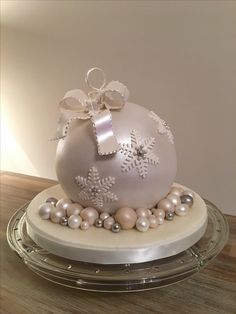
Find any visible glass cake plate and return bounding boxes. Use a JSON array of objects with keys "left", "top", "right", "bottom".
[{"left": 6, "top": 200, "right": 229, "bottom": 292}]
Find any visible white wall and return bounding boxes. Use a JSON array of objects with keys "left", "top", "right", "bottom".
[{"left": 1, "top": 1, "right": 236, "bottom": 215}]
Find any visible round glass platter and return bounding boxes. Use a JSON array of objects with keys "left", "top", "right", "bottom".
[{"left": 7, "top": 200, "right": 229, "bottom": 292}]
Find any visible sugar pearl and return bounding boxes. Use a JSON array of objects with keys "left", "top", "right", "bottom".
[
  {"left": 170, "top": 187, "right": 184, "bottom": 197},
  {"left": 112, "top": 222, "right": 121, "bottom": 233},
  {"left": 38, "top": 203, "right": 54, "bottom": 220},
  {"left": 56, "top": 198, "right": 72, "bottom": 212},
  {"left": 148, "top": 215, "right": 158, "bottom": 228},
  {"left": 156, "top": 216, "right": 164, "bottom": 225},
  {"left": 183, "top": 190, "right": 195, "bottom": 199},
  {"left": 68, "top": 215, "right": 81, "bottom": 229},
  {"left": 136, "top": 208, "right": 149, "bottom": 218},
  {"left": 157, "top": 199, "right": 174, "bottom": 212},
  {"left": 104, "top": 217, "right": 115, "bottom": 230},
  {"left": 180, "top": 195, "right": 193, "bottom": 207},
  {"left": 153, "top": 208, "right": 165, "bottom": 219},
  {"left": 115, "top": 208, "right": 137, "bottom": 230},
  {"left": 80, "top": 220, "right": 90, "bottom": 230},
  {"left": 45, "top": 197, "right": 58, "bottom": 206},
  {"left": 80, "top": 207, "right": 99, "bottom": 225},
  {"left": 95, "top": 218, "right": 103, "bottom": 228},
  {"left": 136, "top": 217, "right": 150, "bottom": 232},
  {"left": 100, "top": 212, "right": 110, "bottom": 221},
  {"left": 50, "top": 208, "right": 65, "bottom": 223},
  {"left": 167, "top": 194, "right": 181, "bottom": 207},
  {"left": 67, "top": 203, "right": 83, "bottom": 217},
  {"left": 165, "top": 211, "right": 174, "bottom": 221},
  {"left": 60, "top": 216, "right": 68, "bottom": 226},
  {"left": 175, "top": 204, "right": 189, "bottom": 216}
]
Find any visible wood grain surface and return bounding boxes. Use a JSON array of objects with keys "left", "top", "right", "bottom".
[{"left": 0, "top": 172, "right": 235, "bottom": 314}]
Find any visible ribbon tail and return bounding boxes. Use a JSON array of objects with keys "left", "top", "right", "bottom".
[{"left": 91, "top": 109, "right": 120, "bottom": 155}]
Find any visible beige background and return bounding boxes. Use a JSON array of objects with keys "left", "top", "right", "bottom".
[{"left": 1, "top": 1, "right": 236, "bottom": 215}]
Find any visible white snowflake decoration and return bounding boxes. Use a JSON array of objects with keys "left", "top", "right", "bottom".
[
  {"left": 119, "top": 130, "right": 159, "bottom": 179},
  {"left": 148, "top": 111, "right": 174, "bottom": 144},
  {"left": 75, "top": 166, "right": 118, "bottom": 209}
]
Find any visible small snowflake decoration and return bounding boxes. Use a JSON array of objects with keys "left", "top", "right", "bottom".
[
  {"left": 119, "top": 130, "right": 159, "bottom": 179},
  {"left": 148, "top": 111, "right": 174, "bottom": 144},
  {"left": 75, "top": 166, "right": 118, "bottom": 209}
]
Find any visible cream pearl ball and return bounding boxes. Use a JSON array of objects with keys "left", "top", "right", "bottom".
[
  {"left": 153, "top": 208, "right": 165, "bottom": 219},
  {"left": 157, "top": 199, "right": 174, "bottom": 212},
  {"left": 169, "top": 187, "right": 184, "bottom": 197},
  {"left": 80, "top": 207, "right": 99, "bottom": 225},
  {"left": 68, "top": 214, "right": 82, "bottom": 228},
  {"left": 50, "top": 208, "right": 65, "bottom": 223},
  {"left": 156, "top": 216, "right": 164, "bottom": 225},
  {"left": 100, "top": 212, "right": 110, "bottom": 221},
  {"left": 175, "top": 204, "right": 189, "bottom": 216},
  {"left": 103, "top": 216, "right": 115, "bottom": 230},
  {"left": 166, "top": 194, "right": 181, "bottom": 207},
  {"left": 66, "top": 203, "right": 83, "bottom": 217},
  {"left": 38, "top": 203, "right": 54, "bottom": 220},
  {"left": 80, "top": 220, "right": 90, "bottom": 230},
  {"left": 136, "top": 208, "right": 149, "bottom": 218},
  {"left": 56, "top": 198, "right": 72, "bottom": 213},
  {"left": 136, "top": 217, "right": 150, "bottom": 232},
  {"left": 115, "top": 207, "right": 137, "bottom": 230},
  {"left": 148, "top": 215, "right": 158, "bottom": 228}
]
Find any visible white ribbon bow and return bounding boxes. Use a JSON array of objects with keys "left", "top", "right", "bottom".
[{"left": 54, "top": 68, "right": 129, "bottom": 156}]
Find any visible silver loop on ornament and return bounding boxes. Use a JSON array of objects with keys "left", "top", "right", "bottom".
[{"left": 85, "top": 67, "right": 107, "bottom": 91}]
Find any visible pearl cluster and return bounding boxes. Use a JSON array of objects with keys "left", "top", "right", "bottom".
[{"left": 38, "top": 186, "right": 195, "bottom": 233}]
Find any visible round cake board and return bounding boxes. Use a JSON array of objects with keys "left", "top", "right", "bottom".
[{"left": 26, "top": 183, "right": 208, "bottom": 264}]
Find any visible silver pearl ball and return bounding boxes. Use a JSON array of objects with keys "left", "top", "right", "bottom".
[
  {"left": 95, "top": 218, "right": 103, "bottom": 228},
  {"left": 38, "top": 202, "right": 54, "bottom": 219},
  {"left": 165, "top": 211, "right": 174, "bottom": 221},
  {"left": 111, "top": 222, "right": 121, "bottom": 233},
  {"left": 45, "top": 197, "right": 58, "bottom": 206},
  {"left": 100, "top": 212, "right": 110, "bottom": 221},
  {"left": 183, "top": 190, "right": 195, "bottom": 199},
  {"left": 136, "top": 217, "right": 150, "bottom": 232},
  {"left": 180, "top": 195, "right": 193, "bottom": 207},
  {"left": 175, "top": 204, "right": 189, "bottom": 216},
  {"left": 68, "top": 214, "right": 82, "bottom": 229},
  {"left": 166, "top": 194, "right": 181, "bottom": 206},
  {"left": 60, "top": 216, "right": 68, "bottom": 226},
  {"left": 50, "top": 208, "right": 65, "bottom": 223}
]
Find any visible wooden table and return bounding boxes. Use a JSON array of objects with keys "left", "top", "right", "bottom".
[{"left": 1, "top": 172, "right": 235, "bottom": 314}]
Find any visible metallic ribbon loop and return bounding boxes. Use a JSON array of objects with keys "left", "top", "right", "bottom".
[{"left": 54, "top": 68, "right": 129, "bottom": 156}]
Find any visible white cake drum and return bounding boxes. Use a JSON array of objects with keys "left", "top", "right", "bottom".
[{"left": 26, "top": 183, "right": 208, "bottom": 264}]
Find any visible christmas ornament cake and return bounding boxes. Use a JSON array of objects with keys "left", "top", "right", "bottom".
[{"left": 26, "top": 68, "right": 208, "bottom": 264}]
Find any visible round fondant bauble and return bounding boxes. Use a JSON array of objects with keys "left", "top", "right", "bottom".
[{"left": 56, "top": 102, "right": 177, "bottom": 214}]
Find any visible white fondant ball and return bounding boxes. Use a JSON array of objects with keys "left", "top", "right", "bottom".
[{"left": 56, "top": 102, "right": 177, "bottom": 214}]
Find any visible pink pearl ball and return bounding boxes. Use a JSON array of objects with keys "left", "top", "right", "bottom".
[
  {"left": 50, "top": 208, "right": 65, "bottom": 223},
  {"left": 115, "top": 208, "right": 137, "bottom": 230},
  {"left": 80, "top": 207, "right": 99, "bottom": 225},
  {"left": 56, "top": 198, "right": 72, "bottom": 214},
  {"left": 166, "top": 194, "right": 181, "bottom": 207},
  {"left": 149, "top": 215, "right": 158, "bottom": 228},
  {"left": 80, "top": 220, "right": 90, "bottom": 230},
  {"left": 136, "top": 208, "right": 149, "bottom": 218},
  {"left": 157, "top": 199, "right": 174, "bottom": 212},
  {"left": 103, "top": 217, "right": 115, "bottom": 230},
  {"left": 66, "top": 203, "right": 83, "bottom": 217},
  {"left": 169, "top": 187, "right": 184, "bottom": 197},
  {"left": 153, "top": 208, "right": 165, "bottom": 219}
]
